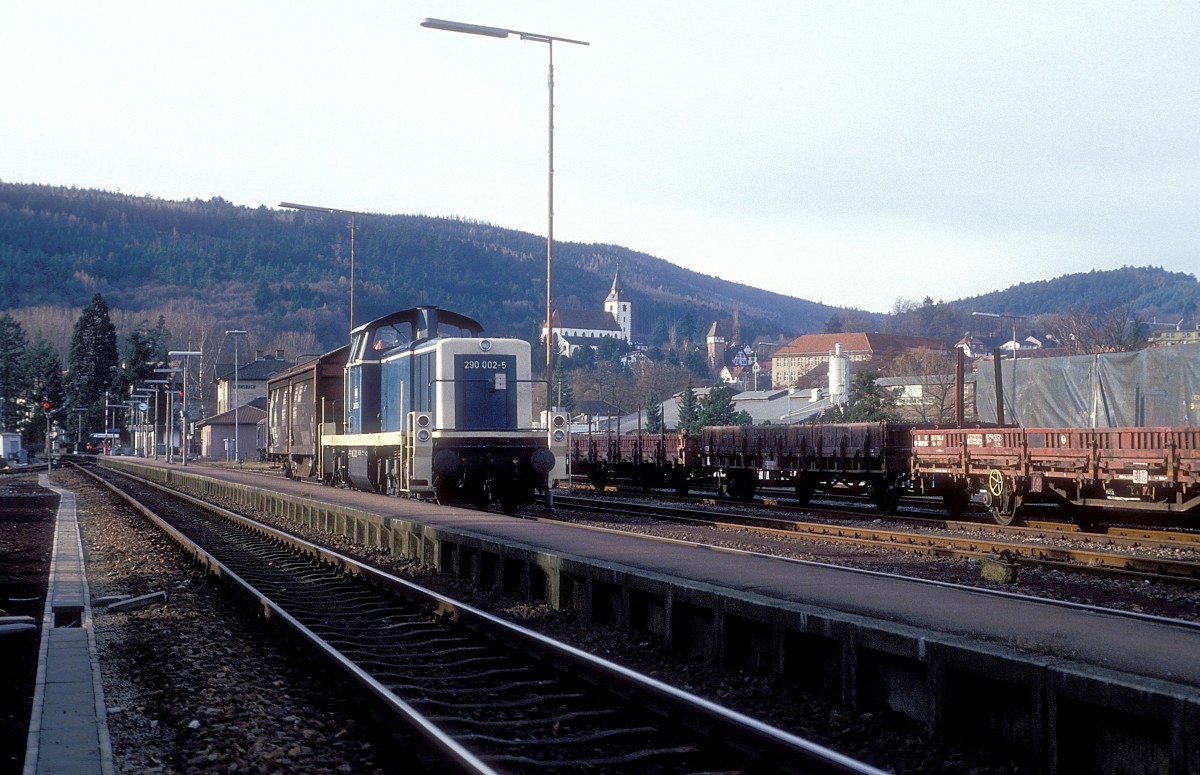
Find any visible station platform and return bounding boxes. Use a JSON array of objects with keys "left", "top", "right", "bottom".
[{"left": 23, "top": 475, "right": 112, "bottom": 775}]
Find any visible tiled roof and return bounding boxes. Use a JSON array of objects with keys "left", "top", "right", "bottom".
[
  {"left": 553, "top": 309, "right": 621, "bottom": 331},
  {"left": 774, "top": 332, "right": 949, "bottom": 356}
]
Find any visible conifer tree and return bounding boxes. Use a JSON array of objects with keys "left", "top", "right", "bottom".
[
  {"left": 66, "top": 293, "right": 119, "bottom": 432},
  {"left": 698, "top": 385, "right": 752, "bottom": 427},
  {"left": 21, "top": 340, "right": 64, "bottom": 448},
  {"left": 645, "top": 390, "right": 662, "bottom": 433},
  {"left": 0, "top": 313, "right": 27, "bottom": 432},
  {"left": 678, "top": 382, "right": 700, "bottom": 435},
  {"left": 113, "top": 316, "right": 171, "bottom": 399},
  {"left": 552, "top": 360, "right": 576, "bottom": 413},
  {"left": 828, "top": 369, "right": 900, "bottom": 422}
]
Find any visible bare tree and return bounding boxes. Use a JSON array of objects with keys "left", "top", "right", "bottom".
[
  {"left": 885, "top": 347, "right": 958, "bottom": 422},
  {"left": 1042, "top": 306, "right": 1146, "bottom": 354}
]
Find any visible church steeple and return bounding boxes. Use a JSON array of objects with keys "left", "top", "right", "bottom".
[
  {"left": 605, "top": 260, "right": 624, "bottom": 303},
  {"left": 603, "top": 261, "right": 632, "bottom": 343}
]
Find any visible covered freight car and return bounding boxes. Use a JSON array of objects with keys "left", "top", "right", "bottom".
[{"left": 265, "top": 345, "right": 348, "bottom": 479}]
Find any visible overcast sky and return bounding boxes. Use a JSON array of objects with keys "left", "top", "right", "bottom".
[{"left": 4, "top": 2, "right": 1197, "bottom": 313}]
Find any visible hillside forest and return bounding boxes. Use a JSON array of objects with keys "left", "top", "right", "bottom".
[{"left": 2, "top": 180, "right": 1199, "bottom": 449}]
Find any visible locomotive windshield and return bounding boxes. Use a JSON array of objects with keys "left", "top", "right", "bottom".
[{"left": 370, "top": 324, "right": 411, "bottom": 352}]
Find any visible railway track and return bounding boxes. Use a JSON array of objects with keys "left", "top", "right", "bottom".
[
  {"left": 553, "top": 493, "right": 1200, "bottom": 586},
  {"left": 81, "top": 464, "right": 885, "bottom": 775}
]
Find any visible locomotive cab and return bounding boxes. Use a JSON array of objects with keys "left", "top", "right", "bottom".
[{"left": 322, "top": 306, "right": 559, "bottom": 512}]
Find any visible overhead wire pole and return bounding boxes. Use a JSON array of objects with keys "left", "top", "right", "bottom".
[
  {"left": 225, "top": 330, "right": 246, "bottom": 462},
  {"left": 279, "top": 202, "right": 365, "bottom": 332},
  {"left": 168, "top": 350, "right": 202, "bottom": 465},
  {"left": 153, "top": 368, "right": 182, "bottom": 463},
  {"left": 421, "top": 18, "right": 589, "bottom": 412},
  {"left": 971, "top": 311, "right": 1027, "bottom": 426}
]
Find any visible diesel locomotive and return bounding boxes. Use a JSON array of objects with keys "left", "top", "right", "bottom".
[{"left": 267, "top": 306, "right": 568, "bottom": 513}]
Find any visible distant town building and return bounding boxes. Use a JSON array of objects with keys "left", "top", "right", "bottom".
[
  {"left": 955, "top": 335, "right": 992, "bottom": 358},
  {"left": 196, "top": 397, "right": 265, "bottom": 461},
  {"left": 770, "top": 332, "right": 950, "bottom": 389},
  {"left": 1148, "top": 325, "right": 1200, "bottom": 347},
  {"left": 214, "top": 350, "right": 292, "bottom": 413}
]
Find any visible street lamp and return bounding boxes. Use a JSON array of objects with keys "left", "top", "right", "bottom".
[
  {"left": 421, "top": 17, "right": 589, "bottom": 407},
  {"left": 279, "top": 202, "right": 364, "bottom": 332},
  {"left": 224, "top": 330, "right": 246, "bottom": 462},
  {"left": 168, "top": 350, "right": 202, "bottom": 465},
  {"left": 972, "top": 311, "right": 1027, "bottom": 426}
]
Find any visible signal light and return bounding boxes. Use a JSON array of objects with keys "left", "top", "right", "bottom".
[{"left": 42, "top": 399, "right": 51, "bottom": 411}]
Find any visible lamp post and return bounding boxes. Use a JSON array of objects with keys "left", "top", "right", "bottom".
[
  {"left": 422, "top": 17, "right": 589, "bottom": 408},
  {"left": 145, "top": 380, "right": 170, "bottom": 458},
  {"left": 972, "top": 311, "right": 1027, "bottom": 426},
  {"left": 168, "top": 350, "right": 202, "bottom": 465},
  {"left": 154, "top": 368, "right": 182, "bottom": 463},
  {"left": 279, "top": 202, "right": 364, "bottom": 332},
  {"left": 224, "top": 330, "right": 246, "bottom": 462},
  {"left": 71, "top": 408, "right": 87, "bottom": 453}
]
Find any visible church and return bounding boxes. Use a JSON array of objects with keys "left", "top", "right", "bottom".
[{"left": 542, "top": 265, "right": 632, "bottom": 358}]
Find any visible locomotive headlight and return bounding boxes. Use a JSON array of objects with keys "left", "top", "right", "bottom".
[{"left": 479, "top": 339, "right": 493, "bottom": 352}]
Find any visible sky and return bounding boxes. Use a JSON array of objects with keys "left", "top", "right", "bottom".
[{"left": 3, "top": 2, "right": 1198, "bottom": 314}]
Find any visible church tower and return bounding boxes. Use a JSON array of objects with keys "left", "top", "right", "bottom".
[
  {"left": 604, "top": 262, "right": 632, "bottom": 343},
  {"left": 707, "top": 320, "right": 727, "bottom": 370}
]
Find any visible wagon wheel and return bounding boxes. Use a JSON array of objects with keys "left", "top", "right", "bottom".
[
  {"left": 794, "top": 477, "right": 816, "bottom": 505},
  {"left": 870, "top": 480, "right": 901, "bottom": 515},
  {"left": 941, "top": 487, "right": 971, "bottom": 518},
  {"left": 671, "top": 471, "right": 691, "bottom": 497},
  {"left": 985, "top": 469, "right": 1021, "bottom": 526},
  {"left": 736, "top": 472, "right": 757, "bottom": 503}
]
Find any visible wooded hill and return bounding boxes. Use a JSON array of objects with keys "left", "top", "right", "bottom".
[{"left": 0, "top": 182, "right": 843, "bottom": 358}]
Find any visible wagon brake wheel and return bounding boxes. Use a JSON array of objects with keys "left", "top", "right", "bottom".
[
  {"left": 986, "top": 469, "right": 1021, "bottom": 526},
  {"left": 987, "top": 469, "right": 1005, "bottom": 499}
]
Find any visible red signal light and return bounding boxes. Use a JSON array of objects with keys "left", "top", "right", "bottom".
[{"left": 42, "top": 400, "right": 51, "bottom": 411}]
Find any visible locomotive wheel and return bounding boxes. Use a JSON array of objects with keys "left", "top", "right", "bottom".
[
  {"left": 434, "top": 477, "right": 457, "bottom": 505},
  {"left": 499, "top": 485, "right": 521, "bottom": 515}
]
